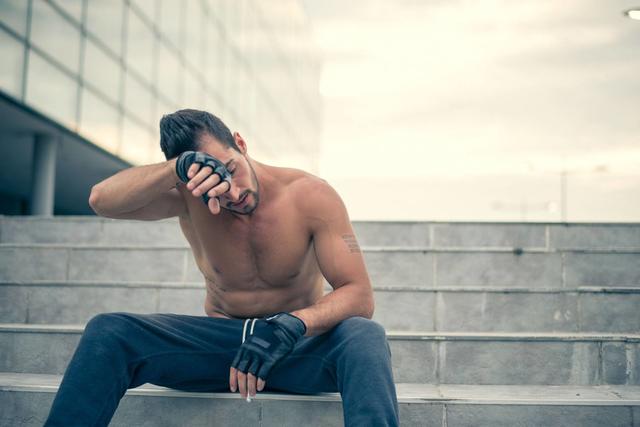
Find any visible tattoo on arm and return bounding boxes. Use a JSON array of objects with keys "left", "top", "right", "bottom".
[{"left": 342, "top": 234, "right": 361, "bottom": 253}]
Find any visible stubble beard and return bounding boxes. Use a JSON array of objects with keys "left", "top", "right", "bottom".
[{"left": 225, "top": 158, "right": 260, "bottom": 216}]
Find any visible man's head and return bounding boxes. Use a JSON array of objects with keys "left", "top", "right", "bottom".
[
  {"left": 159, "top": 109, "right": 260, "bottom": 216},
  {"left": 159, "top": 109, "right": 239, "bottom": 160}
]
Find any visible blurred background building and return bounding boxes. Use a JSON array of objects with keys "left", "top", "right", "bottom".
[{"left": 0, "top": 0, "right": 322, "bottom": 215}]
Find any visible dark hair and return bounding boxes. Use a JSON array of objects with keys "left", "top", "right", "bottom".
[{"left": 159, "top": 109, "right": 240, "bottom": 160}]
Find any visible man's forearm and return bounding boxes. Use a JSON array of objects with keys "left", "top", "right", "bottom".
[
  {"left": 291, "top": 283, "right": 375, "bottom": 337},
  {"left": 89, "top": 158, "right": 180, "bottom": 215}
]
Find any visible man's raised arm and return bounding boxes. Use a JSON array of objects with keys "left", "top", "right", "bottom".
[{"left": 89, "top": 158, "right": 181, "bottom": 218}]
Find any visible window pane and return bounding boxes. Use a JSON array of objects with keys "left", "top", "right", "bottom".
[
  {"left": 207, "top": 52, "right": 224, "bottom": 115},
  {"left": 26, "top": 51, "right": 78, "bottom": 129},
  {"left": 159, "top": 0, "right": 183, "bottom": 48},
  {"left": 79, "top": 89, "right": 120, "bottom": 152},
  {"left": 184, "top": 0, "right": 203, "bottom": 69},
  {"left": 130, "top": 0, "right": 156, "bottom": 21},
  {"left": 205, "top": 92, "right": 224, "bottom": 120},
  {"left": 83, "top": 38, "right": 121, "bottom": 104},
  {"left": 120, "top": 117, "right": 152, "bottom": 165},
  {"left": 126, "top": 7, "right": 154, "bottom": 82},
  {"left": 223, "top": 108, "right": 240, "bottom": 136},
  {"left": 244, "top": 75, "right": 257, "bottom": 136},
  {"left": 150, "top": 126, "right": 164, "bottom": 163},
  {"left": 157, "top": 43, "right": 182, "bottom": 104},
  {"left": 223, "top": 47, "right": 239, "bottom": 118},
  {"left": 183, "top": 69, "right": 204, "bottom": 110},
  {"left": 157, "top": 96, "right": 175, "bottom": 119},
  {"left": 86, "top": 0, "right": 124, "bottom": 56},
  {"left": 150, "top": 146, "right": 166, "bottom": 163},
  {"left": 235, "top": 62, "right": 250, "bottom": 118},
  {"left": 203, "top": 14, "right": 223, "bottom": 83},
  {"left": 150, "top": 150, "right": 166, "bottom": 163},
  {"left": 123, "top": 72, "right": 154, "bottom": 127},
  {"left": 50, "top": 0, "right": 83, "bottom": 24},
  {"left": 243, "top": 6, "right": 259, "bottom": 81},
  {"left": 0, "top": 1, "right": 29, "bottom": 37},
  {"left": 30, "top": 1, "right": 81, "bottom": 74},
  {"left": 0, "top": 29, "right": 24, "bottom": 99}
]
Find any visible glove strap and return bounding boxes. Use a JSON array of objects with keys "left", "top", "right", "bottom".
[
  {"left": 242, "top": 318, "right": 259, "bottom": 344},
  {"left": 240, "top": 313, "right": 307, "bottom": 344},
  {"left": 265, "top": 312, "right": 307, "bottom": 337}
]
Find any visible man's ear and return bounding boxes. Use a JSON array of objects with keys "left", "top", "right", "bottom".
[{"left": 233, "top": 132, "right": 247, "bottom": 154}]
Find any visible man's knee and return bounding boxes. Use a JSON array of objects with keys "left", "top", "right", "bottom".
[
  {"left": 83, "top": 312, "right": 137, "bottom": 341},
  {"left": 336, "top": 316, "right": 386, "bottom": 337},
  {"left": 333, "top": 316, "right": 390, "bottom": 356}
]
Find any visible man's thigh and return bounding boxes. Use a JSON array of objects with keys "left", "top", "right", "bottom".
[
  {"left": 265, "top": 331, "right": 339, "bottom": 394},
  {"left": 97, "top": 312, "right": 245, "bottom": 392},
  {"left": 265, "top": 316, "right": 390, "bottom": 395}
]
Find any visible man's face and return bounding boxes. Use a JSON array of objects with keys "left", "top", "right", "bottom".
[{"left": 198, "top": 134, "right": 259, "bottom": 215}]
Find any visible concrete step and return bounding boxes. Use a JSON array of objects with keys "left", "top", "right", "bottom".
[
  {"left": 2, "top": 281, "right": 639, "bottom": 333},
  {"left": 0, "top": 216, "right": 189, "bottom": 247},
  {"left": 1, "top": 373, "right": 639, "bottom": 426},
  {"left": 2, "top": 216, "right": 640, "bottom": 251},
  {"left": 2, "top": 324, "right": 638, "bottom": 386},
  {"left": 2, "top": 243, "right": 639, "bottom": 288}
]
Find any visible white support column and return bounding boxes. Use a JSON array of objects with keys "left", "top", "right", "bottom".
[{"left": 28, "top": 134, "right": 58, "bottom": 216}]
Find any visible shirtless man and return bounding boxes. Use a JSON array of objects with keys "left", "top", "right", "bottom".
[{"left": 44, "top": 109, "right": 399, "bottom": 426}]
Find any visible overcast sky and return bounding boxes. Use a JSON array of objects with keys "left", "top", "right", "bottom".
[{"left": 301, "top": 0, "right": 640, "bottom": 222}]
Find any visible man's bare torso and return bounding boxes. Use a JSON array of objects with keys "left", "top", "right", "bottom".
[{"left": 176, "top": 165, "right": 325, "bottom": 319}]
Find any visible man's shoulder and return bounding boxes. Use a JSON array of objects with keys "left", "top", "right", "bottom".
[
  {"left": 287, "top": 170, "right": 332, "bottom": 197},
  {"left": 267, "top": 164, "right": 344, "bottom": 213},
  {"left": 274, "top": 167, "right": 327, "bottom": 193},
  {"left": 287, "top": 172, "right": 345, "bottom": 221},
  {"left": 289, "top": 171, "right": 327, "bottom": 189}
]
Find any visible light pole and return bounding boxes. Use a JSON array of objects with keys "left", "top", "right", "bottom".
[
  {"left": 558, "top": 164, "right": 609, "bottom": 223},
  {"left": 561, "top": 169, "right": 567, "bottom": 222}
]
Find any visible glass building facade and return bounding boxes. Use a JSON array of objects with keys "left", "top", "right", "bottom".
[{"left": 0, "top": 0, "right": 322, "bottom": 172}]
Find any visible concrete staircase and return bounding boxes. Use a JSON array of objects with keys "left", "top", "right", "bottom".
[{"left": 1, "top": 216, "right": 639, "bottom": 426}]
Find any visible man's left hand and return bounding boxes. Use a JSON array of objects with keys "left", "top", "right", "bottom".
[{"left": 230, "top": 312, "right": 307, "bottom": 400}]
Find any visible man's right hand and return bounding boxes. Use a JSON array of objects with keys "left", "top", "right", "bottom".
[{"left": 175, "top": 151, "right": 232, "bottom": 215}]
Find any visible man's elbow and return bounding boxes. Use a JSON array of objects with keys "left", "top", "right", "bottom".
[
  {"left": 88, "top": 186, "right": 103, "bottom": 215},
  {"left": 362, "top": 286, "right": 375, "bottom": 319},
  {"left": 365, "top": 301, "right": 375, "bottom": 319}
]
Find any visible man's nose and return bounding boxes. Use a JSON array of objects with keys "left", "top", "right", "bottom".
[{"left": 226, "top": 184, "right": 242, "bottom": 202}]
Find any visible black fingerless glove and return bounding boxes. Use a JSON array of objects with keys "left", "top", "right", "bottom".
[
  {"left": 231, "top": 312, "right": 307, "bottom": 380},
  {"left": 175, "top": 150, "right": 232, "bottom": 205}
]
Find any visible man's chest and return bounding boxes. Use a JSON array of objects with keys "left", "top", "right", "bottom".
[{"left": 181, "top": 208, "right": 316, "bottom": 288}]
